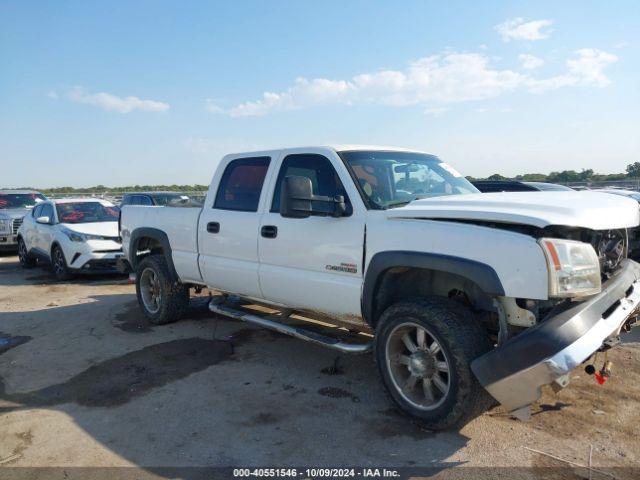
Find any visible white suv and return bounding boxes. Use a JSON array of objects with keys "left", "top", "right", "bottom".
[{"left": 17, "top": 198, "right": 123, "bottom": 279}]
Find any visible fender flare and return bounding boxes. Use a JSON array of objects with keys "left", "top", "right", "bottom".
[
  {"left": 361, "top": 251, "right": 506, "bottom": 326},
  {"left": 129, "top": 227, "right": 179, "bottom": 280}
]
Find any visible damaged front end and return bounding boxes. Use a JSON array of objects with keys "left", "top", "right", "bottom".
[{"left": 471, "top": 258, "right": 640, "bottom": 419}]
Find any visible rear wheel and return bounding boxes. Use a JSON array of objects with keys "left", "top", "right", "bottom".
[
  {"left": 51, "top": 245, "right": 73, "bottom": 280},
  {"left": 135, "top": 255, "right": 189, "bottom": 325},
  {"left": 375, "top": 297, "right": 494, "bottom": 430},
  {"left": 17, "top": 238, "right": 37, "bottom": 268}
]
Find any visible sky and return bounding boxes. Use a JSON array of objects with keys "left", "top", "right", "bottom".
[{"left": 1, "top": 0, "right": 639, "bottom": 188}]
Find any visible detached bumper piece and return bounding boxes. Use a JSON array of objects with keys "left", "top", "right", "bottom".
[{"left": 471, "top": 259, "right": 640, "bottom": 417}]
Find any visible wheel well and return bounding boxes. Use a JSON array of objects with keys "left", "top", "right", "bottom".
[
  {"left": 370, "top": 267, "right": 494, "bottom": 327},
  {"left": 133, "top": 236, "right": 165, "bottom": 263}
]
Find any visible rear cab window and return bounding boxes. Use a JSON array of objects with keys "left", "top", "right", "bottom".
[{"left": 214, "top": 157, "right": 271, "bottom": 212}]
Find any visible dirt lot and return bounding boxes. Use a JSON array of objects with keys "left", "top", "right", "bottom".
[{"left": 1, "top": 251, "right": 639, "bottom": 479}]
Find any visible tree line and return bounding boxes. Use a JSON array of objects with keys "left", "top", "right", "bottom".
[
  {"left": 468, "top": 162, "right": 640, "bottom": 183},
  {"left": 16, "top": 162, "right": 640, "bottom": 192}
]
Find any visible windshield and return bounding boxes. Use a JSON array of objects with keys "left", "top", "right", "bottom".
[
  {"left": 340, "top": 151, "right": 479, "bottom": 209},
  {"left": 56, "top": 202, "right": 119, "bottom": 224},
  {"left": 0, "top": 193, "right": 46, "bottom": 209}
]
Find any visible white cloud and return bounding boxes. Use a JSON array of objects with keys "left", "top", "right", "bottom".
[
  {"left": 219, "top": 48, "right": 617, "bottom": 116},
  {"left": 227, "top": 53, "right": 525, "bottom": 116},
  {"left": 495, "top": 18, "right": 553, "bottom": 42},
  {"left": 526, "top": 49, "right": 618, "bottom": 93},
  {"left": 518, "top": 53, "right": 544, "bottom": 70},
  {"left": 67, "top": 87, "right": 170, "bottom": 113}
]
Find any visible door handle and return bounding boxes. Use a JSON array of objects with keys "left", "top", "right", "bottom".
[
  {"left": 207, "top": 222, "right": 220, "bottom": 234},
  {"left": 261, "top": 225, "right": 278, "bottom": 239}
]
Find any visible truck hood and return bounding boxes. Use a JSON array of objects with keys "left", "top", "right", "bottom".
[
  {"left": 61, "top": 222, "right": 119, "bottom": 237},
  {"left": 0, "top": 208, "right": 30, "bottom": 220},
  {"left": 386, "top": 192, "right": 640, "bottom": 230}
]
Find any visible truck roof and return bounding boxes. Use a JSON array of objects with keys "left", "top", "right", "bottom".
[{"left": 225, "top": 145, "right": 432, "bottom": 157}]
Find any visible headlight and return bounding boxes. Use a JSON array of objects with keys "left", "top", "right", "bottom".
[
  {"left": 0, "top": 219, "right": 9, "bottom": 234},
  {"left": 61, "top": 227, "right": 114, "bottom": 242},
  {"left": 539, "top": 238, "right": 601, "bottom": 298},
  {"left": 61, "top": 227, "right": 87, "bottom": 242}
]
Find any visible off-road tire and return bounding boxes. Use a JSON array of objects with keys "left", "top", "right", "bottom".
[
  {"left": 135, "top": 254, "right": 189, "bottom": 325},
  {"left": 375, "top": 297, "right": 494, "bottom": 430},
  {"left": 51, "top": 245, "right": 73, "bottom": 280},
  {"left": 17, "top": 237, "right": 37, "bottom": 268}
]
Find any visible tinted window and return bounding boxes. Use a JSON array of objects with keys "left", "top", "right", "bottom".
[
  {"left": 271, "top": 154, "right": 351, "bottom": 214},
  {"left": 32, "top": 204, "right": 43, "bottom": 217},
  {"left": 56, "top": 202, "right": 119, "bottom": 224},
  {"left": 121, "top": 195, "right": 134, "bottom": 206},
  {"left": 214, "top": 157, "right": 270, "bottom": 212},
  {"left": 0, "top": 193, "right": 46, "bottom": 209},
  {"left": 40, "top": 204, "right": 54, "bottom": 221},
  {"left": 138, "top": 195, "right": 154, "bottom": 206}
]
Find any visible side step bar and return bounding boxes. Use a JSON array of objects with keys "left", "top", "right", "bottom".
[{"left": 209, "top": 302, "right": 373, "bottom": 354}]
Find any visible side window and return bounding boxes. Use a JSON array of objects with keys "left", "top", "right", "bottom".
[
  {"left": 138, "top": 195, "right": 153, "bottom": 206},
  {"left": 32, "top": 204, "right": 43, "bottom": 218},
  {"left": 40, "top": 204, "right": 54, "bottom": 222},
  {"left": 121, "top": 196, "right": 133, "bottom": 206},
  {"left": 271, "top": 154, "right": 352, "bottom": 215},
  {"left": 214, "top": 157, "right": 271, "bottom": 212}
]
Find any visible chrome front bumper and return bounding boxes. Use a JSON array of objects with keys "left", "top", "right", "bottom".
[{"left": 472, "top": 259, "right": 640, "bottom": 414}]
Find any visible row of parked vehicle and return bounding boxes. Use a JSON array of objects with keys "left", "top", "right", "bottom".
[
  {"left": 5, "top": 146, "right": 640, "bottom": 430},
  {"left": 0, "top": 190, "right": 199, "bottom": 279}
]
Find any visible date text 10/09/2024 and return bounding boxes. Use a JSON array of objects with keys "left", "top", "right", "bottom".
[{"left": 233, "top": 468, "right": 401, "bottom": 478}]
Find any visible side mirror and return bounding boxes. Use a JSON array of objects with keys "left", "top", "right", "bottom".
[
  {"left": 36, "top": 216, "right": 51, "bottom": 225},
  {"left": 280, "top": 176, "right": 348, "bottom": 219}
]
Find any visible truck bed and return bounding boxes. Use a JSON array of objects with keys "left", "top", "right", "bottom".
[{"left": 120, "top": 205, "right": 204, "bottom": 284}]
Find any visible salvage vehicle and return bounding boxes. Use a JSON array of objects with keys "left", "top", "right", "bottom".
[
  {"left": 472, "top": 180, "right": 573, "bottom": 192},
  {"left": 17, "top": 198, "right": 122, "bottom": 279},
  {"left": 0, "top": 189, "right": 46, "bottom": 251},
  {"left": 119, "top": 146, "right": 640, "bottom": 429}
]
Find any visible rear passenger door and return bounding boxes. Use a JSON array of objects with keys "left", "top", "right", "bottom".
[{"left": 198, "top": 156, "right": 272, "bottom": 299}]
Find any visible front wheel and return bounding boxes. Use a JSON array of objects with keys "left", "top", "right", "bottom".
[
  {"left": 17, "top": 238, "right": 37, "bottom": 268},
  {"left": 135, "top": 255, "right": 189, "bottom": 325},
  {"left": 51, "top": 245, "right": 73, "bottom": 280},
  {"left": 375, "top": 297, "right": 494, "bottom": 430}
]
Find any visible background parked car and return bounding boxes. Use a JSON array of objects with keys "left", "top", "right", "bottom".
[
  {"left": 472, "top": 180, "right": 574, "bottom": 192},
  {"left": 17, "top": 198, "right": 123, "bottom": 279},
  {"left": 120, "top": 192, "right": 203, "bottom": 207},
  {"left": 0, "top": 189, "right": 46, "bottom": 251}
]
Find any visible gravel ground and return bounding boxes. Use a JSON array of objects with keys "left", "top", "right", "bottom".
[{"left": 1, "top": 252, "right": 639, "bottom": 479}]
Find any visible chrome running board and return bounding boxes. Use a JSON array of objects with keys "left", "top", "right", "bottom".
[{"left": 209, "top": 302, "right": 372, "bottom": 354}]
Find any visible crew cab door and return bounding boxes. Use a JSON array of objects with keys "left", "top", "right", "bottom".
[
  {"left": 198, "top": 155, "right": 272, "bottom": 299},
  {"left": 258, "top": 151, "right": 365, "bottom": 319}
]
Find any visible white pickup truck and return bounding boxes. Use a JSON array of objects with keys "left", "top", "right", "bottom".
[{"left": 120, "top": 145, "right": 640, "bottom": 430}]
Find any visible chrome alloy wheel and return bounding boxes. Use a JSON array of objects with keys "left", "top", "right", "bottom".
[
  {"left": 140, "top": 267, "right": 162, "bottom": 314},
  {"left": 385, "top": 322, "right": 451, "bottom": 410}
]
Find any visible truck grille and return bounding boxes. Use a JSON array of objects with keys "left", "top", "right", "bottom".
[{"left": 11, "top": 218, "right": 23, "bottom": 235}]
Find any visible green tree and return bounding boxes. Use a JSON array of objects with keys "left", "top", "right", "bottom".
[
  {"left": 626, "top": 162, "right": 640, "bottom": 178},
  {"left": 487, "top": 173, "right": 507, "bottom": 180}
]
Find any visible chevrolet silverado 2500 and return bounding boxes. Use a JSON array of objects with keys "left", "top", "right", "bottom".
[{"left": 120, "top": 146, "right": 640, "bottom": 429}]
